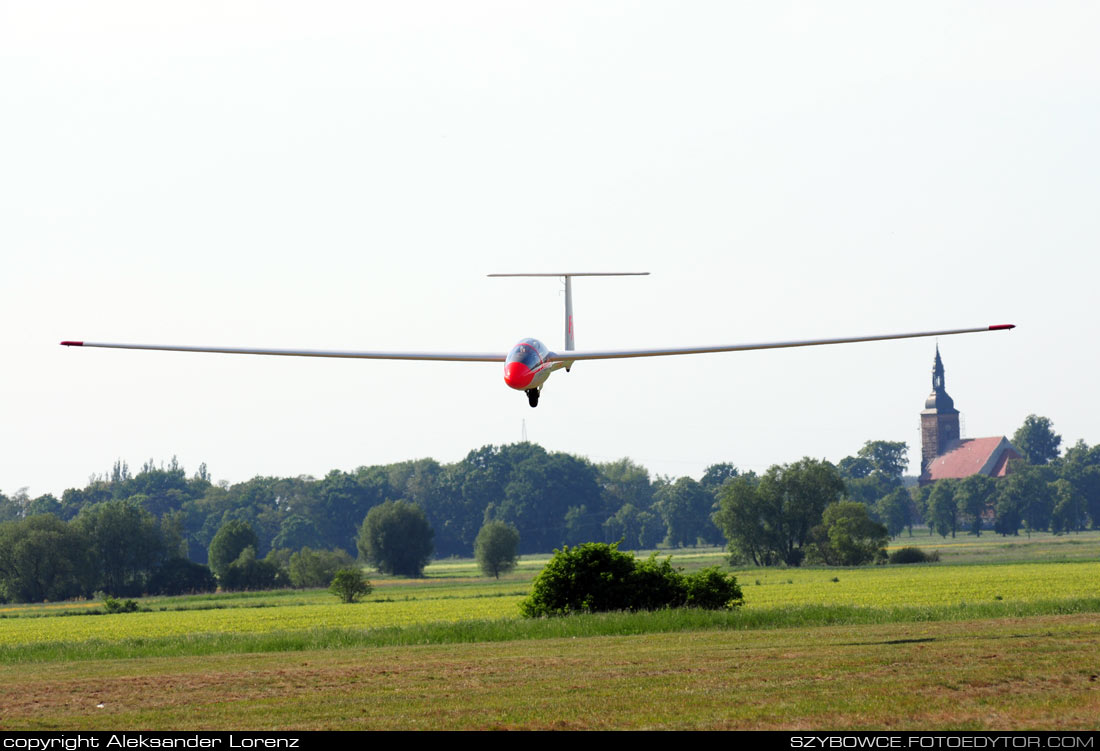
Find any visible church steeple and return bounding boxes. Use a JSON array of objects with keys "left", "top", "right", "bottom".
[
  {"left": 924, "top": 344, "right": 957, "bottom": 413},
  {"left": 920, "top": 346, "right": 961, "bottom": 478},
  {"left": 932, "top": 345, "right": 945, "bottom": 391}
]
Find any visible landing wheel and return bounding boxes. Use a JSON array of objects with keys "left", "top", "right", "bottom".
[{"left": 525, "top": 389, "right": 540, "bottom": 408}]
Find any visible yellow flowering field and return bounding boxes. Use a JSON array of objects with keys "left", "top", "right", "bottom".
[
  {"left": 0, "top": 595, "right": 525, "bottom": 647},
  {"left": 736, "top": 560, "right": 1100, "bottom": 609},
  {"left": 2, "top": 558, "right": 1097, "bottom": 651}
]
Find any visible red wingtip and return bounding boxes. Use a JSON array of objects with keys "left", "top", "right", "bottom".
[
  {"left": 60, "top": 340, "right": 83, "bottom": 346},
  {"left": 988, "top": 324, "right": 1015, "bottom": 331}
]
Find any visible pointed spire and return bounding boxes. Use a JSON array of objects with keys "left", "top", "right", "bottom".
[
  {"left": 923, "top": 345, "right": 956, "bottom": 413},
  {"left": 932, "top": 345, "right": 945, "bottom": 391}
]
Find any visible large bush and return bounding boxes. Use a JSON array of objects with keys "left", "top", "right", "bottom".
[
  {"left": 684, "top": 566, "right": 744, "bottom": 609},
  {"left": 520, "top": 542, "right": 743, "bottom": 617},
  {"left": 888, "top": 547, "right": 940, "bottom": 564}
]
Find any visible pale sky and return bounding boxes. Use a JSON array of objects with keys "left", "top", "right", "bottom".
[{"left": 3, "top": 1, "right": 1098, "bottom": 498}]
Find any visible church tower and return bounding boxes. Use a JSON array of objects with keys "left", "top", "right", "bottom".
[{"left": 920, "top": 346, "right": 960, "bottom": 475}]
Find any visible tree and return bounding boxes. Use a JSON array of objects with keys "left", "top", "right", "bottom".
[
  {"left": 1012, "top": 415, "right": 1062, "bottom": 465},
  {"left": 597, "top": 458, "right": 655, "bottom": 512},
  {"left": 272, "top": 515, "right": 325, "bottom": 552},
  {"left": 1010, "top": 463, "right": 1056, "bottom": 534},
  {"left": 856, "top": 441, "right": 909, "bottom": 484},
  {"left": 845, "top": 474, "right": 895, "bottom": 507},
  {"left": 807, "top": 501, "right": 888, "bottom": 566},
  {"left": 840, "top": 441, "right": 909, "bottom": 507},
  {"left": 0, "top": 492, "right": 19, "bottom": 523},
  {"left": 25, "top": 494, "right": 62, "bottom": 518},
  {"left": 357, "top": 500, "right": 434, "bottom": 577},
  {"left": 219, "top": 546, "right": 289, "bottom": 591},
  {"left": 330, "top": 568, "right": 372, "bottom": 603},
  {"left": 1059, "top": 441, "right": 1100, "bottom": 529},
  {"left": 652, "top": 476, "right": 718, "bottom": 547},
  {"left": 0, "top": 515, "right": 90, "bottom": 602},
  {"left": 311, "top": 469, "right": 390, "bottom": 554},
  {"left": 837, "top": 455, "right": 873, "bottom": 480},
  {"left": 875, "top": 488, "right": 912, "bottom": 538},
  {"left": 72, "top": 500, "right": 167, "bottom": 596},
  {"left": 713, "top": 458, "right": 845, "bottom": 566},
  {"left": 1049, "top": 478, "right": 1085, "bottom": 534},
  {"left": 493, "top": 447, "right": 604, "bottom": 554},
  {"left": 712, "top": 474, "right": 774, "bottom": 565},
  {"left": 474, "top": 521, "right": 520, "bottom": 578},
  {"left": 700, "top": 463, "right": 739, "bottom": 494},
  {"left": 148, "top": 558, "right": 217, "bottom": 596},
  {"left": 602, "top": 504, "right": 662, "bottom": 550},
  {"left": 288, "top": 547, "right": 357, "bottom": 588},
  {"left": 208, "top": 519, "right": 259, "bottom": 578},
  {"left": 955, "top": 475, "right": 996, "bottom": 536},
  {"left": 926, "top": 479, "right": 959, "bottom": 538}
]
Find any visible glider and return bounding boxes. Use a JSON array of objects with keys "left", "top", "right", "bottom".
[{"left": 61, "top": 272, "right": 1014, "bottom": 407}]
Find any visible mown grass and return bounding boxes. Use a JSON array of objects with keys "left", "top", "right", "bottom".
[{"left": 5, "top": 613, "right": 1099, "bottom": 730}]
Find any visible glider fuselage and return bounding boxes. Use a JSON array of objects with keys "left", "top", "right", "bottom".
[{"left": 503, "top": 338, "right": 564, "bottom": 391}]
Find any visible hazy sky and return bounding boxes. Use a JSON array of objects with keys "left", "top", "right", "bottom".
[{"left": 3, "top": 1, "right": 1098, "bottom": 497}]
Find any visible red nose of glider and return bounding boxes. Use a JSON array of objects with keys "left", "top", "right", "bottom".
[{"left": 504, "top": 361, "right": 534, "bottom": 390}]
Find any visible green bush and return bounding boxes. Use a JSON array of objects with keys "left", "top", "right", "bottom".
[
  {"left": 329, "top": 568, "right": 372, "bottom": 603},
  {"left": 684, "top": 567, "right": 744, "bottom": 609},
  {"left": 630, "top": 555, "right": 688, "bottom": 611},
  {"left": 520, "top": 542, "right": 743, "bottom": 617},
  {"left": 888, "top": 547, "right": 941, "bottom": 564},
  {"left": 521, "top": 542, "right": 637, "bottom": 617},
  {"left": 102, "top": 596, "right": 138, "bottom": 614}
]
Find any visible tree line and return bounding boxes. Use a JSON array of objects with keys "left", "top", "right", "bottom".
[
  {"left": 1, "top": 415, "right": 1098, "bottom": 603},
  {"left": 0, "top": 447, "right": 733, "bottom": 566}
]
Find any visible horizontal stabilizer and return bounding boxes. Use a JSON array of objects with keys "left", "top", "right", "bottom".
[{"left": 487, "top": 272, "right": 649, "bottom": 277}]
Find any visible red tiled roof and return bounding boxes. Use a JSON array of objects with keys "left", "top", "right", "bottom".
[{"left": 923, "top": 437, "right": 1022, "bottom": 482}]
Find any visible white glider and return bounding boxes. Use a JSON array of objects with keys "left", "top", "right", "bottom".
[{"left": 62, "top": 272, "right": 1014, "bottom": 407}]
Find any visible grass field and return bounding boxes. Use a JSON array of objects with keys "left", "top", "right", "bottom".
[{"left": 2, "top": 530, "right": 1098, "bottom": 729}]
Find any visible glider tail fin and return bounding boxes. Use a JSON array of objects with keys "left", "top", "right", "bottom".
[
  {"left": 487, "top": 271, "right": 649, "bottom": 353},
  {"left": 564, "top": 275, "right": 574, "bottom": 351}
]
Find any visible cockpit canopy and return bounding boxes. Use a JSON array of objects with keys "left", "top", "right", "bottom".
[{"left": 506, "top": 338, "right": 549, "bottom": 369}]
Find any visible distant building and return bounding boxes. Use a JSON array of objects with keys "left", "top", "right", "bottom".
[{"left": 918, "top": 347, "right": 1021, "bottom": 486}]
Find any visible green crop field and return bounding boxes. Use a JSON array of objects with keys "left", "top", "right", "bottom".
[{"left": 2, "top": 531, "right": 1099, "bottom": 730}]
